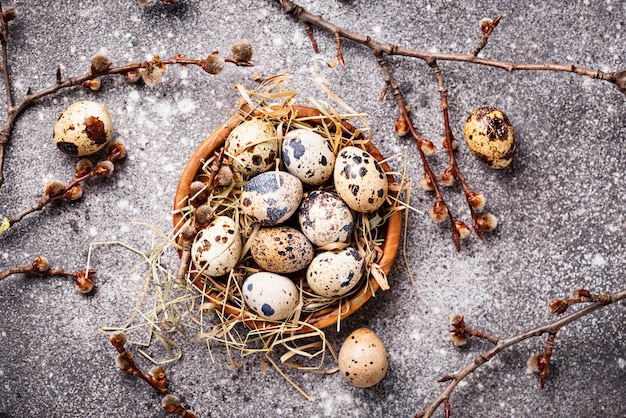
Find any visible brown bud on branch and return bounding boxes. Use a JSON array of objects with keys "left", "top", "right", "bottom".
[{"left": 202, "top": 52, "right": 225, "bottom": 75}]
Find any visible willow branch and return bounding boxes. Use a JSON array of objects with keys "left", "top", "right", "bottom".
[
  {"left": 428, "top": 60, "right": 484, "bottom": 245},
  {"left": 0, "top": 2, "right": 14, "bottom": 110},
  {"left": 470, "top": 15, "right": 502, "bottom": 57},
  {"left": 416, "top": 288, "right": 626, "bottom": 418},
  {"left": 2, "top": 143, "right": 124, "bottom": 233},
  {"left": 0, "top": 53, "right": 248, "bottom": 188},
  {"left": 373, "top": 51, "right": 461, "bottom": 245},
  {"left": 278, "top": 0, "right": 624, "bottom": 89},
  {"left": 0, "top": 256, "right": 96, "bottom": 293}
]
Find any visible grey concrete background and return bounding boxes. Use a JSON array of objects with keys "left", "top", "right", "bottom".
[{"left": 0, "top": 1, "right": 624, "bottom": 417}]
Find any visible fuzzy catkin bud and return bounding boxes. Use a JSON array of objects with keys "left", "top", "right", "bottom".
[
  {"left": 75, "top": 159, "right": 94, "bottom": 177},
  {"left": 64, "top": 185, "right": 83, "bottom": 201},
  {"left": 202, "top": 52, "right": 225, "bottom": 75},
  {"left": 45, "top": 180, "right": 66, "bottom": 198},
  {"left": 162, "top": 394, "right": 181, "bottom": 411},
  {"left": 107, "top": 141, "right": 127, "bottom": 161},
  {"left": 148, "top": 365, "right": 165, "bottom": 380},
  {"left": 90, "top": 53, "right": 112, "bottom": 73},
  {"left": 2, "top": 7, "right": 18, "bottom": 22},
  {"left": 429, "top": 201, "right": 448, "bottom": 222},
  {"left": 394, "top": 115, "right": 409, "bottom": 137},
  {"left": 455, "top": 221, "right": 471, "bottom": 240},
  {"left": 32, "top": 256, "right": 50, "bottom": 273},
  {"left": 124, "top": 68, "right": 142, "bottom": 83},
  {"left": 148, "top": 365, "right": 167, "bottom": 388},
  {"left": 82, "top": 78, "right": 101, "bottom": 91},
  {"left": 115, "top": 353, "right": 132, "bottom": 371},
  {"left": 189, "top": 181, "right": 207, "bottom": 202},
  {"left": 194, "top": 205, "right": 215, "bottom": 225},
  {"left": 179, "top": 225, "right": 196, "bottom": 241},
  {"left": 440, "top": 167, "right": 456, "bottom": 187},
  {"left": 231, "top": 40, "right": 253, "bottom": 62},
  {"left": 449, "top": 314, "right": 468, "bottom": 346},
  {"left": 142, "top": 64, "right": 164, "bottom": 87},
  {"left": 548, "top": 298, "right": 569, "bottom": 315},
  {"left": 442, "top": 137, "right": 458, "bottom": 151},
  {"left": 95, "top": 160, "right": 115, "bottom": 177},
  {"left": 450, "top": 314, "right": 465, "bottom": 327},
  {"left": 419, "top": 176, "right": 434, "bottom": 191},
  {"left": 420, "top": 139, "right": 436, "bottom": 156},
  {"left": 468, "top": 192, "right": 486, "bottom": 211},
  {"left": 214, "top": 165, "right": 233, "bottom": 187},
  {"left": 75, "top": 272, "right": 95, "bottom": 294},
  {"left": 479, "top": 18, "right": 494, "bottom": 34},
  {"left": 450, "top": 333, "right": 468, "bottom": 347},
  {"left": 477, "top": 213, "right": 498, "bottom": 232},
  {"left": 527, "top": 354, "right": 542, "bottom": 372},
  {"left": 111, "top": 332, "right": 128, "bottom": 347}
]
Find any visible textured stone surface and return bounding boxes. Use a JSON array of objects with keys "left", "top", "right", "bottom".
[{"left": 0, "top": 1, "right": 624, "bottom": 417}]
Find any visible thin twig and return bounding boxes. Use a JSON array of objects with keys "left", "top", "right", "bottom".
[
  {"left": 470, "top": 15, "right": 502, "bottom": 57},
  {"left": 109, "top": 332, "right": 197, "bottom": 417},
  {"left": 416, "top": 288, "right": 626, "bottom": 418},
  {"left": 2, "top": 144, "right": 124, "bottom": 232},
  {"left": 0, "top": 52, "right": 249, "bottom": 188},
  {"left": 427, "top": 60, "right": 482, "bottom": 247},
  {"left": 278, "top": 0, "right": 621, "bottom": 85},
  {"left": 0, "top": 2, "right": 14, "bottom": 110},
  {"left": 0, "top": 256, "right": 96, "bottom": 293}
]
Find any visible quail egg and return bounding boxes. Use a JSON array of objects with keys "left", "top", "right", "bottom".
[
  {"left": 53, "top": 100, "right": 113, "bottom": 156},
  {"left": 333, "top": 146, "right": 388, "bottom": 213},
  {"left": 306, "top": 247, "right": 364, "bottom": 297},
  {"left": 298, "top": 190, "right": 353, "bottom": 247},
  {"left": 251, "top": 226, "right": 314, "bottom": 273},
  {"left": 240, "top": 171, "right": 303, "bottom": 226},
  {"left": 338, "top": 328, "right": 388, "bottom": 388},
  {"left": 282, "top": 128, "right": 336, "bottom": 186},
  {"left": 191, "top": 215, "right": 241, "bottom": 277},
  {"left": 463, "top": 106, "right": 515, "bottom": 169},
  {"left": 242, "top": 272, "right": 299, "bottom": 321},
  {"left": 226, "top": 118, "right": 278, "bottom": 175}
]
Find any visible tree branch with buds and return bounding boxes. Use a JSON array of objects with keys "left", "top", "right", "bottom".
[
  {"left": 109, "top": 332, "right": 197, "bottom": 418},
  {"left": 275, "top": 0, "right": 625, "bottom": 249},
  {"left": 0, "top": 256, "right": 96, "bottom": 293},
  {"left": 0, "top": 1, "right": 254, "bottom": 189},
  {"left": 0, "top": 142, "right": 126, "bottom": 235},
  {"left": 415, "top": 287, "right": 626, "bottom": 418}
]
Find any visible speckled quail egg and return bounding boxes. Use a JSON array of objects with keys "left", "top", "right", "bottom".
[
  {"left": 333, "top": 146, "right": 388, "bottom": 213},
  {"left": 226, "top": 118, "right": 278, "bottom": 175},
  {"left": 191, "top": 216, "right": 242, "bottom": 277},
  {"left": 53, "top": 100, "right": 113, "bottom": 156},
  {"left": 251, "top": 226, "right": 314, "bottom": 273},
  {"left": 306, "top": 247, "right": 365, "bottom": 297},
  {"left": 240, "top": 171, "right": 303, "bottom": 226},
  {"left": 242, "top": 272, "right": 299, "bottom": 321},
  {"left": 298, "top": 190, "right": 353, "bottom": 247},
  {"left": 338, "top": 328, "right": 388, "bottom": 388},
  {"left": 463, "top": 106, "right": 515, "bottom": 169},
  {"left": 282, "top": 129, "right": 336, "bottom": 186}
]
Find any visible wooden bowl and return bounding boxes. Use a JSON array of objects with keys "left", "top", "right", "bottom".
[{"left": 173, "top": 105, "right": 401, "bottom": 332}]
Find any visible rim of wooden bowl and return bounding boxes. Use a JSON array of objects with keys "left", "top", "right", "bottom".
[{"left": 173, "top": 105, "right": 402, "bottom": 332}]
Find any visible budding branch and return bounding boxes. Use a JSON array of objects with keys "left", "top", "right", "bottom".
[{"left": 416, "top": 288, "right": 626, "bottom": 418}]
